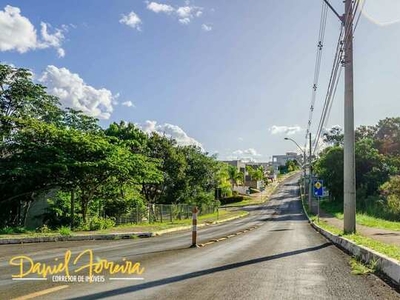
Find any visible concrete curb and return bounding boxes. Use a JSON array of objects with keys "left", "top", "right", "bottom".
[
  {"left": 300, "top": 190, "right": 400, "bottom": 287},
  {"left": 0, "top": 212, "right": 249, "bottom": 245},
  {"left": 0, "top": 232, "right": 153, "bottom": 245}
]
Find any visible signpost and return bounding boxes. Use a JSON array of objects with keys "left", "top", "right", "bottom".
[{"left": 313, "top": 180, "right": 323, "bottom": 222}]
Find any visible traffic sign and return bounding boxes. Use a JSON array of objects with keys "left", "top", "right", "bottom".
[{"left": 313, "top": 179, "right": 323, "bottom": 197}]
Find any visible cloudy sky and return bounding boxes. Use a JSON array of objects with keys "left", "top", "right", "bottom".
[{"left": 1, "top": 0, "right": 400, "bottom": 162}]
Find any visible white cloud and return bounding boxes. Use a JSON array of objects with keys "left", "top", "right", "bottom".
[
  {"left": 57, "top": 48, "right": 65, "bottom": 58},
  {"left": 176, "top": 6, "right": 202, "bottom": 24},
  {"left": 202, "top": 24, "right": 212, "bottom": 31},
  {"left": 176, "top": 6, "right": 192, "bottom": 18},
  {"left": 137, "top": 120, "right": 203, "bottom": 149},
  {"left": 269, "top": 125, "right": 302, "bottom": 135},
  {"left": 233, "top": 148, "right": 261, "bottom": 157},
  {"left": 229, "top": 148, "right": 262, "bottom": 162},
  {"left": 120, "top": 11, "right": 142, "bottom": 30},
  {"left": 146, "top": 2, "right": 203, "bottom": 25},
  {"left": 39, "top": 65, "right": 116, "bottom": 119},
  {"left": 0, "top": 5, "right": 66, "bottom": 56},
  {"left": 179, "top": 18, "right": 191, "bottom": 24},
  {"left": 146, "top": 2, "right": 174, "bottom": 14},
  {"left": 121, "top": 101, "right": 135, "bottom": 108}
]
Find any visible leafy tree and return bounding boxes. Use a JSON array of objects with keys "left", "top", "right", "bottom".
[
  {"left": 380, "top": 176, "right": 400, "bottom": 219},
  {"left": 374, "top": 117, "right": 400, "bottom": 156},
  {"left": 0, "top": 64, "right": 62, "bottom": 140},
  {"left": 313, "top": 146, "right": 344, "bottom": 201},
  {"left": 323, "top": 126, "right": 344, "bottom": 146},
  {"left": 104, "top": 121, "right": 148, "bottom": 153},
  {"left": 228, "top": 165, "right": 244, "bottom": 188}
]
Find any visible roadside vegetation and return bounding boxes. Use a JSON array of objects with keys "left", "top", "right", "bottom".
[
  {"left": 0, "top": 63, "right": 254, "bottom": 234},
  {"left": 0, "top": 209, "right": 248, "bottom": 238},
  {"left": 302, "top": 195, "right": 400, "bottom": 262},
  {"left": 313, "top": 121, "right": 400, "bottom": 227}
]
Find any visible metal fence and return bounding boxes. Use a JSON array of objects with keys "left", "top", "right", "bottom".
[{"left": 115, "top": 203, "right": 219, "bottom": 225}]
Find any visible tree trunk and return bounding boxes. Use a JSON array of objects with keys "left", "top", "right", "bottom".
[{"left": 70, "top": 189, "right": 75, "bottom": 230}]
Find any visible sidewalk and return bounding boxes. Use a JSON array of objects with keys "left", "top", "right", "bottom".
[{"left": 310, "top": 199, "right": 400, "bottom": 248}]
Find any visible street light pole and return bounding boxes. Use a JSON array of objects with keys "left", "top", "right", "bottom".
[{"left": 284, "top": 137, "right": 307, "bottom": 195}]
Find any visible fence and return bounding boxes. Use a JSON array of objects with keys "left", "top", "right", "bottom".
[{"left": 115, "top": 203, "right": 219, "bottom": 225}]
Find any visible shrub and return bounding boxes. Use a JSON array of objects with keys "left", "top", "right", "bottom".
[
  {"left": 0, "top": 226, "right": 28, "bottom": 234},
  {"left": 89, "top": 217, "right": 116, "bottom": 231},
  {"left": 36, "top": 225, "right": 51, "bottom": 233},
  {"left": 58, "top": 226, "right": 72, "bottom": 236}
]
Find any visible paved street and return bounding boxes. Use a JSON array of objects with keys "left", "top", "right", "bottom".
[{"left": 1, "top": 175, "right": 399, "bottom": 299}]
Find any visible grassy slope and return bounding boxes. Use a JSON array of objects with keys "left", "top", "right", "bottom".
[
  {"left": 303, "top": 197, "right": 400, "bottom": 261},
  {"left": 321, "top": 201, "right": 400, "bottom": 232}
]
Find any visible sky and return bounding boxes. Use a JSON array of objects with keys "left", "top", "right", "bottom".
[{"left": 1, "top": 0, "right": 400, "bottom": 162}]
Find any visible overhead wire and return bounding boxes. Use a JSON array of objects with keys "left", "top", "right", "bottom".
[
  {"left": 311, "top": 0, "right": 365, "bottom": 155},
  {"left": 304, "top": 1, "right": 328, "bottom": 153}
]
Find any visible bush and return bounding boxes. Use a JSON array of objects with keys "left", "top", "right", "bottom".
[
  {"left": 88, "top": 217, "right": 116, "bottom": 231},
  {"left": 220, "top": 196, "right": 244, "bottom": 205},
  {"left": 58, "top": 226, "right": 72, "bottom": 236},
  {"left": 0, "top": 226, "right": 28, "bottom": 234},
  {"left": 36, "top": 225, "right": 51, "bottom": 233}
]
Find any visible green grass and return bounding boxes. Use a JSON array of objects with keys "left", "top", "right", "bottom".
[
  {"left": 108, "top": 209, "right": 249, "bottom": 232},
  {"left": 349, "top": 257, "right": 374, "bottom": 275},
  {"left": 0, "top": 209, "right": 249, "bottom": 239},
  {"left": 301, "top": 193, "right": 400, "bottom": 261},
  {"left": 312, "top": 219, "right": 400, "bottom": 261},
  {"left": 321, "top": 200, "right": 400, "bottom": 232},
  {"left": 58, "top": 226, "right": 72, "bottom": 236}
]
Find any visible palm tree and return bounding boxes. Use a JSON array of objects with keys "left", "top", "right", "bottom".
[{"left": 228, "top": 165, "right": 243, "bottom": 189}]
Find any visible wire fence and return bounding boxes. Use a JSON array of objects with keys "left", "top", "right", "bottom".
[{"left": 115, "top": 203, "right": 220, "bottom": 225}]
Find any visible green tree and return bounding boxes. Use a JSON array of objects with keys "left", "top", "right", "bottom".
[
  {"left": 0, "top": 64, "right": 61, "bottom": 140},
  {"left": 313, "top": 146, "right": 344, "bottom": 201},
  {"left": 228, "top": 165, "right": 244, "bottom": 189}
]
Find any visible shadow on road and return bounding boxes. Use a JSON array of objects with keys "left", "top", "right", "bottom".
[{"left": 67, "top": 243, "right": 332, "bottom": 300}]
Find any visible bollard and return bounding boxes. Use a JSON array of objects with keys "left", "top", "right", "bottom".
[{"left": 190, "top": 206, "right": 199, "bottom": 248}]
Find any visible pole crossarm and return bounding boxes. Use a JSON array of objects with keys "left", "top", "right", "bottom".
[{"left": 323, "top": 0, "right": 343, "bottom": 22}]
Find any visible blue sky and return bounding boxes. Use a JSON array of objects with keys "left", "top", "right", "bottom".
[{"left": 1, "top": 0, "right": 400, "bottom": 162}]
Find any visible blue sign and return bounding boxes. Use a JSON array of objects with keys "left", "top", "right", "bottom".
[{"left": 313, "top": 180, "right": 323, "bottom": 197}]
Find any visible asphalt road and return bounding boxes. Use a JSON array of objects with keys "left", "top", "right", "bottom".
[{"left": 1, "top": 175, "right": 399, "bottom": 299}]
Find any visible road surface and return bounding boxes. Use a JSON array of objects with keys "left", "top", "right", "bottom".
[{"left": 1, "top": 175, "right": 399, "bottom": 299}]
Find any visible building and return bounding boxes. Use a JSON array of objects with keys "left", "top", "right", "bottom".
[
  {"left": 272, "top": 152, "right": 302, "bottom": 175},
  {"left": 223, "top": 160, "right": 246, "bottom": 174}
]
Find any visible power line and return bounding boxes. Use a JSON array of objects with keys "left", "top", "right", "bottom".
[
  {"left": 311, "top": 0, "right": 365, "bottom": 155},
  {"left": 304, "top": 1, "right": 328, "bottom": 151}
]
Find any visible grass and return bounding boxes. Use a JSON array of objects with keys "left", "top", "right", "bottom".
[
  {"left": 301, "top": 194, "right": 400, "bottom": 261},
  {"left": 349, "top": 257, "right": 375, "bottom": 275},
  {"left": 311, "top": 218, "right": 400, "bottom": 261},
  {"left": 58, "top": 226, "right": 72, "bottom": 236},
  {"left": 105, "top": 209, "right": 249, "bottom": 233},
  {"left": 321, "top": 200, "right": 400, "bottom": 232},
  {"left": 0, "top": 209, "right": 248, "bottom": 239}
]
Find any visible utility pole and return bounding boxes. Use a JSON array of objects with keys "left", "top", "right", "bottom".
[
  {"left": 343, "top": 0, "right": 356, "bottom": 233},
  {"left": 308, "top": 132, "right": 312, "bottom": 209}
]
